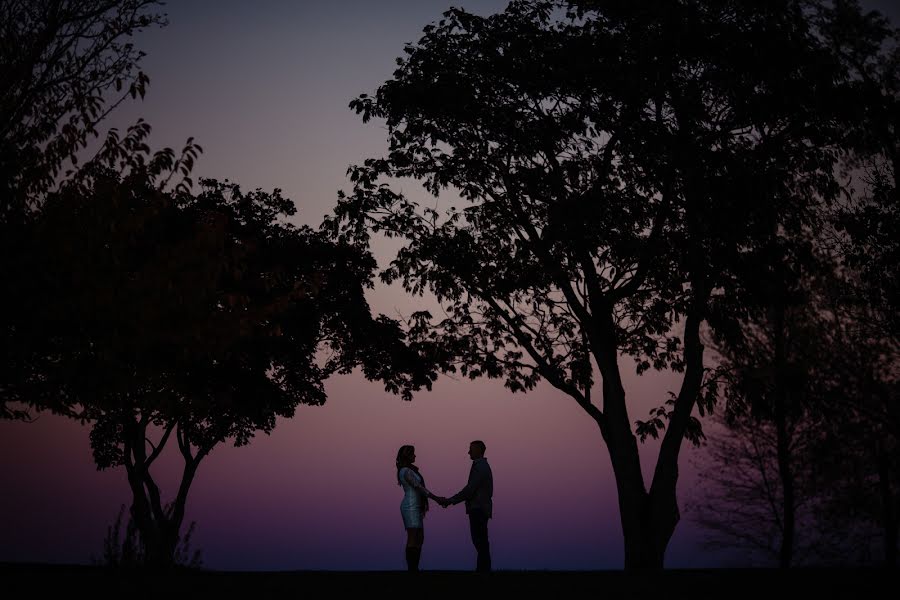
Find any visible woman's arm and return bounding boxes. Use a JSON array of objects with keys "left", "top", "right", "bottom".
[
  {"left": 403, "top": 469, "right": 432, "bottom": 496},
  {"left": 402, "top": 470, "right": 445, "bottom": 507}
]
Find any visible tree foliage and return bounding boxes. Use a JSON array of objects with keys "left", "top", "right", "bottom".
[
  {"left": 691, "top": 2, "right": 900, "bottom": 567},
  {"left": 21, "top": 158, "right": 434, "bottom": 565},
  {"left": 1, "top": 0, "right": 167, "bottom": 420},
  {"left": 2, "top": 0, "right": 438, "bottom": 566},
  {"left": 693, "top": 256, "right": 899, "bottom": 566},
  {"left": 0, "top": 0, "right": 165, "bottom": 212},
  {"left": 327, "top": 0, "right": 888, "bottom": 567}
]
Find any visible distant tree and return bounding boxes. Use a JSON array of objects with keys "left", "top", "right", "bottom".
[
  {"left": 810, "top": 334, "right": 900, "bottom": 567},
  {"left": 815, "top": 1, "right": 900, "bottom": 566},
  {"left": 816, "top": 0, "right": 899, "bottom": 340},
  {"left": 808, "top": 271, "right": 900, "bottom": 566},
  {"left": 689, "top": 12, "right": 900, "bottom": 557},
  {"left": 24, "top": 155, "right": 435, "bottom": 566},
  {"left": 691, "top": 263, "right": 899, "bottom": 567},
  {"left": 689, "top": 414, "right": 821, "bottom": 566},
  {"left": 691, "top": 255, "right": 838, "bottom": 567},
  {"left": 327, "top": 0, "right": 885, "bottom": 567}
]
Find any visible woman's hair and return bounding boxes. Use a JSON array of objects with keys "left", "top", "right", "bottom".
[
  {"left": 396, "top": 445, "right": 415, "bottom": 468},
  {"left": 396, "top": 445, "right": 416, "bottom": 485}
]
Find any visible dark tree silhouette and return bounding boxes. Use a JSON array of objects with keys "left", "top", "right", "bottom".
[
  {"left": 23, "top": 157, "right": 435, "bottom": 566},
  {"left": 692, "top": 262, "right": 899, "bottom": 567},
  {"left": 690, "top": 8, "right": 900, "bottom": 560},
  {"left": 813, "top": 2, "right": 900, "bottom": 566},
  {"left": 327, "top": 0, "right": 885, "bottom": 567},
  {"left": 705, "top": 317, "right": 812, "bottom": 568},
  {"left": 1, "top": 0, "right": 166, "bottom": 420},
  {"left": 810, "top": 312, "right": 900, "bottom": 567},
  {"left": 1, "top": 1, "right": 436, "bottom": 567},
  {"left": 692, "top": 259, "right": 844, "bottom": 567},
  {"left": 0, "top": 0, "right": 164, "bottom": 209},
  {"left": 689, "top": 414, "right": 821, "bottom": 566},
  {"left": 824, "top": 1, "right": 900, "bottom": 346}
]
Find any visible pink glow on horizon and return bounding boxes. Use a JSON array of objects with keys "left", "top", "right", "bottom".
[{"left": 1, "top": 365, "right": 713, "bottom": 570}]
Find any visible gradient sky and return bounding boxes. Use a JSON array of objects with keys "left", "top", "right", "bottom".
[{"left": 2, "top": 0, "right": 897, "bottom": 571}]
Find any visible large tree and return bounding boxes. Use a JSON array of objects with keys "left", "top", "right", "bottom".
[
  {"left": 327, "top": 0, "right": 882, "bottom": 567},
  {"left": 24, "top": 156, "right": 435, "bottom": 566}
]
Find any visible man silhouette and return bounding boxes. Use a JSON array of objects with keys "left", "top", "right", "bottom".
[{"left": 439, "top": 440, "right": 493, "bottom": 572}]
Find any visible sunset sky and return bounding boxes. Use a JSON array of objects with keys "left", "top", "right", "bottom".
[{"left": 2, "top": 0, "right": 897, "bottom": 571}]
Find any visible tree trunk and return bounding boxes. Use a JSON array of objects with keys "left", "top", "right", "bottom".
[
  {"left": 773, "top": 303, "right": 795, "bottom": 568},
  {"left": 632, "top": 310, "right": 706, "bottom": 570},
  {"left": 129, "top": 487, "right": 192, "bottom": 568},
  {"left": 604, "top": 408, "right": 663, "bottom": 569},
  {"left": 876, "top": 444, "right": 898, "bottom": 567},
  {"left": 124, "top": 470, "right": 175, "bottom": 567},
  {"left": 122, "top": 418, "right": 199, "bottom": 569},
  {"left": 143, "top": 521, "right": 179, "bottom": 568},
  {"left": 616, "top": 483, "right": 682, "bottom": 569},
  {"left": 591, "top": 308, "right": 695, "bottom": 570},
  {"left": 773, "top": 407, "right": 795, "bottom": 568}
]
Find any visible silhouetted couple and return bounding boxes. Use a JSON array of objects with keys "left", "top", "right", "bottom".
[{"left": 395, "top": 441, "right": 493, "bottom": 573}]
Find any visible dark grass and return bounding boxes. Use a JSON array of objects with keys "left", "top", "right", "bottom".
[{"left": 3, "top": 563, "right": 896, "bottom": 598}]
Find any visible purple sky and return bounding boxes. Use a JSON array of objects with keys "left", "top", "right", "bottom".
[{"left": 2, "top": 0, "right": 897, "bottom": 571}]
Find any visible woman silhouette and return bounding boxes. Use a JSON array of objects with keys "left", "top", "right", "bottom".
[{"left": 396, "top": 444, "right": 443, "bottom": 572}]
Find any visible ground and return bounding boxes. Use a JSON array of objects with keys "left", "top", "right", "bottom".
[{"left": 2, "top": 563, "right": 895, "bottom": 598}]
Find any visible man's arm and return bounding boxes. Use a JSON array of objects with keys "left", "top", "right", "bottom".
[{"left": 449, "top": 462, "right": 488, "bottom": 505}]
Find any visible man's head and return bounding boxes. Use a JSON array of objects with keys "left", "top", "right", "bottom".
[{"left": 468, "top": 440, "right": 486, "bottom": 460}]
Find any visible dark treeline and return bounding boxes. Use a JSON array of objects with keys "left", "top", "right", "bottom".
[
  {"left": 687, "top": 2, "right": 899, "bottom": 568},
  {"left": 2, "top": 0, "right": 897, "bottom": 570}
]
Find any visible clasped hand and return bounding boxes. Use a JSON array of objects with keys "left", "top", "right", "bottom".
[{"left": 434, "top": 496, "right": 451, "bottom": 508}]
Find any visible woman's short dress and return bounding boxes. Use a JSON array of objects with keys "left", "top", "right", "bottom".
[{"left": 399, "top": 466, "right": 427, "bottom": 529}]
